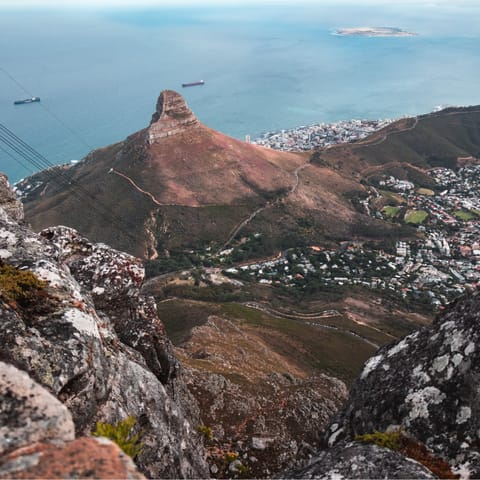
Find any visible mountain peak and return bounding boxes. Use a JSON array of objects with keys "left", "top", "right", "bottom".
[{"left": 148, "top": 90, "right": 199, "bottom": 144}]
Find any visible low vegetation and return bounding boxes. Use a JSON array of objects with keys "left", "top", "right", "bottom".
[
  {"left": 355, "top": 429, "right": 403, "bottom": 450},
  {"left": 197, "top": 424, "right": 213, "bottom": 441},
  {"left": 0, "top": 261, "right": 46, "bottom": 305},
  {"left": 404, "top": 209, "right": 428, "bottom": 225},
  {"left": 356, "top": 429, "right": 459, "bottom": 479},
  {"left": 454, "top": 209, "right": 475, "bottom": 221},
  {"left": 92, "top": 416, "right": 143, "bottom": 459},
  {"left": 379, "top": 190, "right": 406, "bottom": 205},
  {"left": 0, "top": 261, "right": 51, "bottom": 316},
  {"left": 382, "top": 205, "right": 402, "bottom": 219}
]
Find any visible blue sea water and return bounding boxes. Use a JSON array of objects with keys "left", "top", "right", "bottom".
[{"left": 1, "top": 2, "right": 480, "bottom": 182}]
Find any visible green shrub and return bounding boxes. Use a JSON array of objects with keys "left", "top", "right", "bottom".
[
  {"left": 355, "top": 429, "right": 403, "bottom": 451},
  {"left": 0, "top": 261, "right": 50, "bottom": 313},
  {"left": 197, "top": 424, "right": 213, "bottom": 441},
  {"left": 92, "top": 416, "right": 143, "bottom": 458}
]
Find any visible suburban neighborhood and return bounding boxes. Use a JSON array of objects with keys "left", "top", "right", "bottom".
[
  {"left": 219, "top": 144, "right": 480, "bottom": 310},
  {"left": 252, "top": 118, "right": 395, "bottom": 151}
]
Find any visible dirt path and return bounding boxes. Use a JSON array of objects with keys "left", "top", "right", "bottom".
[
  {"left": 109, "top": 168, "right": 165, "bottom": 206},
  {"left": 220, "top": 163, "right": 312, "bottom": 251},
  {"left": 109, "top": 168, "right": 224, "bottom": 209}
]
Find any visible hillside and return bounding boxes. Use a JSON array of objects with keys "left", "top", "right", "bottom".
[
  {"left": 18, "top": 90, "right": 398, "bottom": 260},
  {"left": 1, "top": 172, "right": 430, "bottom": 479},
  {"left": 317, "top": 106, "right": 480, "bottom": 185}
]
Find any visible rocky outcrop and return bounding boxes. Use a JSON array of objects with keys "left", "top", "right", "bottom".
[
  {"left": 0, "top": 174, "right": 23, "bottom": 223},
  {"left": 323, "top": 292, "right": 480, "bottom": 476},
  {"left": 40, "top": 226, "right": 179, "bottom": 386},
  {"left": 285, "top": 291, "right": 480, "bottom": 479},
  {"left": 289, "top": 442, "right": 436, "bottom": 479},
  {"left": 1, "top": 437, "right": 145, "bottom": 480},
  {"left": 0, "top": 178, "right": 208, "bottom": 478},
  {"left": 0, "top": 362, "right": 144, "bottom": 479},
  {"left": 0, "top": 362, "right": 74, "bottom": 456},
  {"left": 148, "top": 90, "right": 200, "bottom": 143},
  {"left": 185, "top": 368, "right": 347, "bottom": 478}
]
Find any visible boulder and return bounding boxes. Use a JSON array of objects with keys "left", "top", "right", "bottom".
[
  {"left": 0, "top": 363, "right": 144, "bottom": 479},
  {"left": 289, "top": 442, "right": 435, "bottom": 479},
  {"left": 0, "top": 362, "right": 74, "bottom": 456},
  {"left": 324, "top": 291, "right": 480, "bottom": 477},
  {"left": 0, "top": 437, "right": 145, "bottom": 479}
]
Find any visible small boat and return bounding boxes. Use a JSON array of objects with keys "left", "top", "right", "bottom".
[
  {"left": 14, "top": 97, "right": 41, "bottom": 105},
  {"left": 182, "top": 80, "right": 205, "bottom": 88}
]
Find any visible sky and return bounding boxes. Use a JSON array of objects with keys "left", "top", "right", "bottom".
[{"left": 0, "top": 0, "right": 477, "bottom": 7}]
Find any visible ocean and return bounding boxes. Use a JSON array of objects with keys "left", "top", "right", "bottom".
[{"left": 1, "top": 2, "right": 480, "bottom": 182}]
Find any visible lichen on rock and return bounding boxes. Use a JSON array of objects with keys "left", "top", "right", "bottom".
[{"left": 321, "top": 291, "right": 480, "bottom": 477}]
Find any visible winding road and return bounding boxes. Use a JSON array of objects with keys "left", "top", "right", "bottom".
[{"left": 242, "top": 301, "right": 380, "bottom": 348}]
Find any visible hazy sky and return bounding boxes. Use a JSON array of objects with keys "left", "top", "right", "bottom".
[{"left": 1, "top": 0, "right": 477, "bottom": 7}]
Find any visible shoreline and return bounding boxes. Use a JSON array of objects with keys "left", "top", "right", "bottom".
[{"left": 334, "top": 27, "right": 417, "bottom": 37}]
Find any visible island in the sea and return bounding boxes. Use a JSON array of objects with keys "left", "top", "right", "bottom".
[{"left": 335, "top": 27, "right": 416, "bottom": 37}]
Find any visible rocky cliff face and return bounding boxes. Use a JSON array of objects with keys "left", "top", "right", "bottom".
[
  {"left": 148, "top": 90, "right": 200, "bottom": 143},
  {"left": 287, "top": 291, "right": 480, "bottom": 479},
  {"left": 172, "top": 314, "right": 348, "bottom": 477},
  {"left": 0, "top": 176, "right": 208, "bottom": 478}
]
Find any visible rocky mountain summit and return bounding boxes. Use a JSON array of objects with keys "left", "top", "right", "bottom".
[
  {"left": 148, "top": 89, "right": 200, "bottom": 143},
  {"left": 287, "top": 290, "right": 480, "bottom": 479},
  {"left": 0, "top": 175, "right": 208, "bottom": 478}
]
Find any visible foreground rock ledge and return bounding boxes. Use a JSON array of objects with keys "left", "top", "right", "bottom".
[
  {"left": 0, "top": 362, "right": 144, "bottom": 479},
  {"left": 0, "top": 175, "right": 208, "bottom": 478}
]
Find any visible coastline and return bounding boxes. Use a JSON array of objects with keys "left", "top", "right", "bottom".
[{"left": 334, "top": 27, "right": 417, "bottom": 37}]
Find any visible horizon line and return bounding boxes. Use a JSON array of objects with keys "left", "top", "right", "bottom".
[{"left": 1, "top": 0, "right": 477, "bottom": 8}]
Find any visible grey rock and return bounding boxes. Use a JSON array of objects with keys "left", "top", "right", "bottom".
[
  {"left": 229, "top": 459, "right": 244, "bottom": 473},
  {"left": 289, "top": 442, "right": 436, "bottom": 479},
  {"left": 41, "top": 225, "right": 178, "bottom": 386},
  {"left": 252, "top": 437, "right": 274, "bottom": 450},
  {"left": 0, "top": 362, "right": 75, "bottom": 455},
  {"left": 0, "top": 174, "right": 23, "bottom": 223},
  {"left": 0, "top": 182, "right": 208, "bottom": 479},
  {"left": 325, "top": 291, "right": 480, "bottom": 477}
]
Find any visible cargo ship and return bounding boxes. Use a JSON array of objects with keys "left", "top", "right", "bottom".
[
  {"left": 14, "top": 97, "right": 41, "bottom": 105},
  {"left": 181, "top": 80, "right": 205, "bottom": 88}
]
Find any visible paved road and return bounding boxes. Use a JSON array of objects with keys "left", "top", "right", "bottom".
[{"left": 242, "top": 301, "right": 380, "bottom": 349}]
